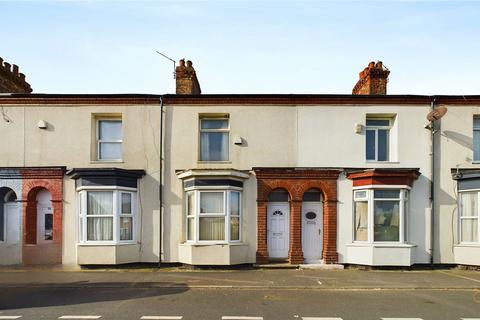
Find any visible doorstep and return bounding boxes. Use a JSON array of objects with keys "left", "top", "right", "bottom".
[
  {"left": 253, "top": 263, "right": 299, "bottom": 269},
  {"left": 299, "top": 263, "right": 344, "bottom": 270}
]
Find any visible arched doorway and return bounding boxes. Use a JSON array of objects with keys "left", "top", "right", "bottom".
[
  {"left": 267, "top": 189, "right": 290, "bottom": 260},
  {"left": 24, "top": 187, "right": 60, "bottom": 265},
  {"left": 301, "top": 189, "right": 323, "bottom": 263},
  {"left": 0, "top": 187, "right": 20, "bottom": 244}
]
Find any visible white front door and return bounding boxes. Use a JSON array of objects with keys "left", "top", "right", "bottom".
[
  {"left": 4, "top": 203, "right": 20, "bottom": 244},
  {"left": 268, "top": 203, "right": 290, "bottom": 259},
  {"left": 302, "top": 202, "right": 323, "bottom": 263}
]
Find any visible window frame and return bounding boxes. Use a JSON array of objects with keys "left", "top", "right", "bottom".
[
  {"left": 365, "top": 117, "right": 392, "bottom": 162},
  {"left": 352, "top": 187, "right": 409, "bottom": 244},
  {"left": 185, "top": 188, "right": 242, "bottom": 244},
  {"left": 458, "top": 190, "right": 480, "bottom": 244},
  {"left": 198, "top": 117, "right": 230, "bottom": 162},
  {"left": 96, "top": 118, "right": 123, "bottom": 161},
  {"left": 78, "top": 186, "right": 137, "bottom": 245}
]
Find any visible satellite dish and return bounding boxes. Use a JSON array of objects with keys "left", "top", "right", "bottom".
[{"left": 427, "top": 106, "right": 448, "bottom": 122}]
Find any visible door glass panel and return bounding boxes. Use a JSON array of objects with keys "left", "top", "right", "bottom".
[
  {"left": 268, "top": 189, "right": 289, "bottom": 202},
  {"left": 44, "top": 213, "right": 53, "bottom": 240}
]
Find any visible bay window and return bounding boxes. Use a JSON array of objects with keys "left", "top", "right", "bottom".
[
  {"left": 79, "top": 189, "right": 136, "bottom": 244},
  {"left": 186, "top": 190, "right": 241, "bottom": 243},
  {"left": 353, "top": 188, "right": 408, "bottom": 243},
  {"left": 459, "top": 191, "right": 479, "bottom": 243}
]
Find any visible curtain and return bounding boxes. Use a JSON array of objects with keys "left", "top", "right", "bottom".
[
  {"left": 120, "top": 217, "right": 132, "bottom": 241},
  {"left": 87, "top": 192, "right": 113, "bottom": 241},
  {"left": 354, "top": 201, "right": 368, "bottom": 241},
  {"left": 199, "top": 217, "right": 225, "bottom": 241},
  {"left": 87, "top": 217, "right": 113, "bottom": 241},
  {"left": 200, "top": 132, "right": 228, "bottom": 161}
]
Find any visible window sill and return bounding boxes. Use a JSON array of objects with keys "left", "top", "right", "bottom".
[
  {"left": 90, "top": 160, "right": 124, "bottom": 164},
  {"left": 181, "top": 242, "right": 246, "bottom": 247},
  {"left": 365, "top": 161, "right": 400, "bottom": 164},
  {"left": 455, "top": 243, "right": 480, "bottom": 248},
  {"left": 77, "top": 242, "right": 137, "bottom": 246},
  {"left": 197, "top": 161, "right": 232, "bottom": 164},
  {"left": 347, "top": 242, "right": 416, "bottom": 248}
]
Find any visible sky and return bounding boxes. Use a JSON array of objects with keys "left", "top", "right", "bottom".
[{"left": 1, "top": 1, "right": 480, "bottom": 95}]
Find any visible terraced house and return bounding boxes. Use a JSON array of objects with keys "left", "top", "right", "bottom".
[{"left": 0, "top": 57, "right": 479, "bottom": 267}]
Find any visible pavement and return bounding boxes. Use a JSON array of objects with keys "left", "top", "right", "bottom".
[{"left": 0, "top": 267, "right": 479, "bottom": 320}]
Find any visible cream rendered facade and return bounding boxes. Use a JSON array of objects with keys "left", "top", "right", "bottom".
[
  {"left": 164, "top": 99, "right": 432, "bottom": 266},
  {"left": 1, "top": 94, "right": 479, "bottom": 267},
  {"left": 0, "top": 97, "right": 161, "bottom": 265},
  {"left": 434, "top": 103, "right": 480, "bottom": 266}
]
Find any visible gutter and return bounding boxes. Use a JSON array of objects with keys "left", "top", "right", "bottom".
[{"left": 159, "top": 96, "right": 164, "bottom": 267}]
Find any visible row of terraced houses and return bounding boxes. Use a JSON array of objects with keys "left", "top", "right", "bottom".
[{"left": 0, "top": 57, "right": 479, "bottom": 268}]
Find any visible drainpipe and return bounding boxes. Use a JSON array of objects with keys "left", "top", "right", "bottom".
[
  {"left": 158, "top": 96, "right": 164, "bottom": 267},
  {"left": 429, "top": 97, "right": 437, "bottom": 266}
]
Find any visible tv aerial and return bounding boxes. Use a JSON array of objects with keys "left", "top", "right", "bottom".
[{"left": 156, "top": 51, "right": 176, "bottom": 79}]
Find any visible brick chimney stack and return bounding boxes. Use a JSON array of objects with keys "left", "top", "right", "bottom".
[
  {"left": 175, "top": 59, "right": 201, "bottom": 95},
  {"left": 0, "top": 57, "right": 32, "bottom": 93},
  {"left": 352, "top": 61, "right": 390, "bottom": 95}
]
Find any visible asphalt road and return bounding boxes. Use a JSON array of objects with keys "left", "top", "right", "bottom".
[
  {"left": 0, "top": 268, "right": 479, "bottom": 320},
  {"left": 0, "top": 286, "right": 479, "bottom": 320}
]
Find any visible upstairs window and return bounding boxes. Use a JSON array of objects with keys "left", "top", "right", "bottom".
[
  {"left": 366, "top": 118, "right": 391, "bottom": 162},
  {"left": 199, "top": 118, "right": 229, "bottom": 161},
  {"left": 97, "top": 119, "right": 122, "bottom": 161},
  {"left": 473, "top": 117, "right": 480, "bottom": 161}
]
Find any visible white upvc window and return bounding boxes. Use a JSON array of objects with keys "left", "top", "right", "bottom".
[
  {"left": 78, "top": 188, "right": 136, "bottom": 244},
  {"left": 199, "top": 118, "right": 229, "bottom": 161},
  {"left": 459, "top": 191, "right": 480, "bottom": 243},
  {"left": 186, "top": 189, "right": 241, "bottom": 244},
  {"left": 97, "top": 119, "right": 123, "bottom": 161},
  {"left": 366, "top": 118, "right": 392, "bottom": 162},
  {"left": 353, "top": 188, "right": 409, "bottom": 243}
]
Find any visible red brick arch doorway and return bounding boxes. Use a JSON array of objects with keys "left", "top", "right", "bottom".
[{"left": 254, "top": 168, "right": 341, "bottom": 264}]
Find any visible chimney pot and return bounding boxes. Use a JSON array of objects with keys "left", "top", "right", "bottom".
[
  {"left": 12, "top": 64, "right": 19, "bottom": 76},
  {"left": 19, "top": 73, "right": 26, "bottom": 80},
  {"left": 3, "top": 62, "right": 11, "bottom": 71},
  {"left": 352, "top": 60, "right": 390, "bottom": 95},
  {"left": 175, "top": 58, "right": 201, "bottom": 95}
]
